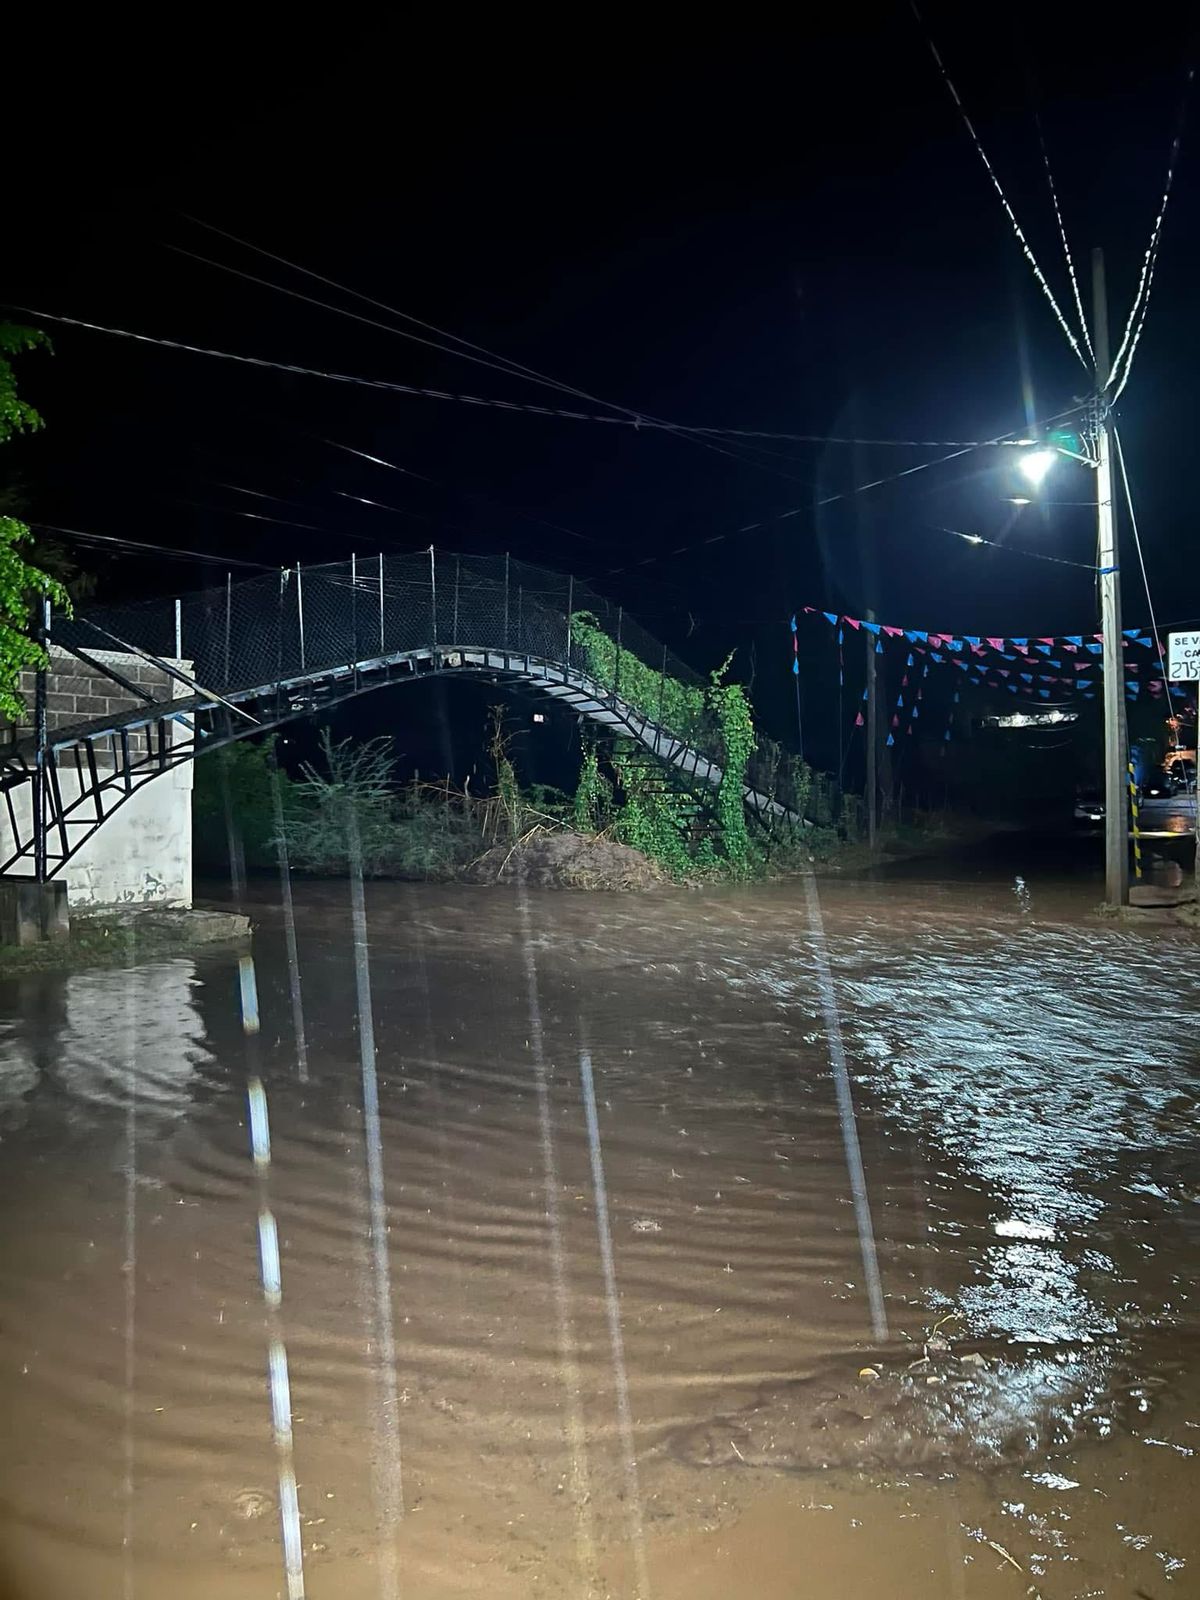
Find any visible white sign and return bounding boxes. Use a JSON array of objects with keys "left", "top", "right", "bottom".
[{"left": 1168, "top": 630, "right": 1200, "bottom": 681}]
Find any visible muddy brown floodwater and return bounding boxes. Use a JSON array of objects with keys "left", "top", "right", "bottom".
[{"left": 1, "top": 870, "right": 1198, "bottom": 1599}]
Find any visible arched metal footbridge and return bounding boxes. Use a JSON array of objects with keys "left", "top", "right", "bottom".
[{"left": 0, "top": 549, "right": 807, "bottom": 880}]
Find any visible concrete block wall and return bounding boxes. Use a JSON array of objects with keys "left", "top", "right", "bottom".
[
  {"left": 2, "top": 646, "right": 187, "bottom": 759},
  {"left": 1, "top": 648, "right": 194, "bottom": 909}
]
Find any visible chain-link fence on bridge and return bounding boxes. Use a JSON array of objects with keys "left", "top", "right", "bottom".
[{"left": 51, "top": 549, "right": 838, "bottom": 826}]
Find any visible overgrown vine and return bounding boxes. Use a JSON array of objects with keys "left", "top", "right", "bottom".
[{"left": 706, "top": 653, "right": 755, "bottom": 872}]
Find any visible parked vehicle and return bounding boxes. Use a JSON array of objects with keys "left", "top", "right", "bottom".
[
  {"left": 1073, "top": 788, "right": 1104, "bottom": 823},
  {"left": 1139, "top": 767, "right": 1173, "bottom": 801}
]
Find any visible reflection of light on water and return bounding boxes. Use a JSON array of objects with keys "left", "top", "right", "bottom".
[
  {"left": 716, "top": 923, "right": 1199, "bottom": 1345},
  {"left": 832, "top": 925, "right": 1200, "bottom": 1341},
  {"left": 995, "top": 1217, "right": 1055, "bottom": 1241},
  {"left": 0, "top": 960, "right": 207, "bottom": 1131}
]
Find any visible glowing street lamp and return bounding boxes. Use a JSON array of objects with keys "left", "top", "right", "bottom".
[{"left": 1015, "top": 447, "right": 1057, "bottom": 488}]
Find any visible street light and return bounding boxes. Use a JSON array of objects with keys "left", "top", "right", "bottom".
[{"left": 1016, "top": 447, "right": 1057, "bottom": 488}]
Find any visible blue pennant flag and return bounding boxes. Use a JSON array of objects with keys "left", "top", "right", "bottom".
[
  {"left": 876, "top": 638, "right": 883, "bottom": 654},
  {"left": 822, "top": 611, "right": 838, "bottom": 626},
  {"left": 1038, "top": 689, "right": 1050, "bottom": 699},
  {"left": 1085, "top": 641, "right": 1103, "bottom": 654},
  {"left": 792, "top": 657, "right": 799, "bottom": 675},
  {"left": 1065, "top": 635, "right": 1083, "bottom": 647},
  {"left": 886, "top": 733, "right": 895, "bottom": 746},
  {"left": 862, "top": 620, "right": 881, "bottom": 635},
  {"left": 1019, "top": 672, "right": 1033, "bottom": 683},
  {"left": 931, "top": 651, "right": 944, "bottom": 663},
  {"left": 1034, "top": 644, "right": 1051, "bottom": 655},
  {"left": 1011, "top": 637, "right": 1029, "bottom": 648},
  {"left": 964, "top": 635, "right": 981, "bottom": 647},
  {"left": 1002, "top": 652, "right": 1017, "bottom": 661},
  {"left": 790, "top": 615, "right": 798, "bottom": 632}
]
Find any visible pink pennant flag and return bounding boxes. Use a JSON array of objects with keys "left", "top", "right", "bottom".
[
  {"left": 1062, "top": 641, "right": 1078, "bottom": 652},
  {"left": 1074, "top": 662, "right": 1090, "bottom": 672},
  {"left": 855, "top": 711, "right": 865, "bottom": 725},
  {"left": 1036, "top": 637, "right": 1055, "bottom": 645},
  {"left": 986, "top": 637, "right": 1005, "bottom": 650},
  {"left": 882, "top": 625, "right": 904, "bottom": 638},
  {"left": 845, "top": 616, "right": 861, "bottom": 630},
  {"left": 997, "top": 669, "right": 1010, "bottom": 678}
]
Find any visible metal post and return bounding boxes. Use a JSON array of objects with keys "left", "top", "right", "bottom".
[
  {"left": 453, "top": 557, "right": 460, "bottom": 644},
  {"left": 277, "top": 569, "right": 285, "bottom": 716},
  {"left": 566, "top": 575, "right": 574, "bottom": 667},
  {"left": 658, "top": 645, "right": 667, "bottom": 753},
  {"left": 517, "top": 586, "right": 523, "bottom": 653},
  {"left": 1093, "top": 247, "right": 1128, "bottom": 906},
  {"left": 429, "top": 545, "right": 437, "bottom": 652},
  {"left": 351, "top": 553, "right": 359, "bottom": 688},
  {"left": 224, "top": 572, "right": 232, "bottom": 687},
  {"left": 866, "top": 608, "right": 878, "bottom": 849},
  {"left": 378, "top": 553, "right": 385, "bottom": 653},
  {"left": 296, "top": 563, "right": 306, "bottom": 673},
  {"left": 503, "top": 553, "right": 510, "bottom": 647},
  {"left": 33, "top": 597, "right": 50, "bottom": 884},
  {"left": 174, "top": 598, "right": 182, "bottom": 660},
  {"left": 615, "top": 607, "right": 623, "bottom": 700}
]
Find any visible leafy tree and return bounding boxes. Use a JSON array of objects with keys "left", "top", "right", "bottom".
[{"left": 0, "top": 325, "right": 71, "bottom": 721}]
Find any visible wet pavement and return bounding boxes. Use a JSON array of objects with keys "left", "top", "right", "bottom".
[{"left": 1, "top": 863, "right": 1198, "bottom": 1598}]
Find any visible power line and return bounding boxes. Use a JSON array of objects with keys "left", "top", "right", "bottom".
[
  {"left": 1032, "top": 108, "right": 1094, "bottom": 362},
  {"left": 598, "top": 405, "right": 1086, "bottom": 578},
  {"left": 169, "top": 227, "right": 814, "bottom": 484},
  {"left": 938, "top": 524, "right": 1105, "bottom": 571},
  {"left": 909, "top": 1, "right": 1091, "bottom": 371},
  {"left": 32, "top": 522, "right": 272, "bottom": 570},
  {"left": 7, "top": 303, "right": 1034, "bottom": 467},
  {"left": 1108, "top": 65, "right": 1195, "bottom": 399},
  {"left": 179, "top": 214, "right": 644, "bottom": 417}
]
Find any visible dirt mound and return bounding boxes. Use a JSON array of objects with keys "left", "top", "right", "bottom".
[{"left": 465, "top": 830, "right": 666, "bottom": 890}]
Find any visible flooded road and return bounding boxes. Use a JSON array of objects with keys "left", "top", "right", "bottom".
[{"left": 1, "top": 869, "right": 1198, "bottom": 1598}]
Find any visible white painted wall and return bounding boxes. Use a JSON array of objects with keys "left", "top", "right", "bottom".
[{"left": 1, "top": 651, "right": 194, "bottom": 910}]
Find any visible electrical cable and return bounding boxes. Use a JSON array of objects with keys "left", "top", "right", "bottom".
[
  {"left": 1032, "top": 109, "right": 1094, "bottom": 362},
  {"left": 166, "top": 236, "right": 814, "bottom": 484},
  {"left": 909, "top": 1, "right": 1091, "bottom": 371},
  {"left": 31, "top": 522, "right": 273, "bottom": 569},
  {"left": 597, "top": 404, "right": 1087, "bottom": 578},
  {"left": 1108, "top": 66, "right": 1194, "bottom": 397},
  {"left": 938, "top": 524, "right": 1106, "bottom": 571}
]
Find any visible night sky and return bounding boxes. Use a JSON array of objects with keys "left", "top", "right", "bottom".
[{"left": 7, "top": 11, "right": 1198, "bottom": 770}]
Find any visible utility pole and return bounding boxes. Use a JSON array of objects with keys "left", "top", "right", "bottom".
[
  {"left": 865, "top": 608, "right": 878, "bottom": 849},
  {"left": 1093, "top": 247, "right": 1129, "bottom": 906}
]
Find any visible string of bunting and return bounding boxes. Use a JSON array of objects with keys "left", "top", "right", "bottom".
[{"left": 793, "top": 605, "right": 1187, "bottom": 747}]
